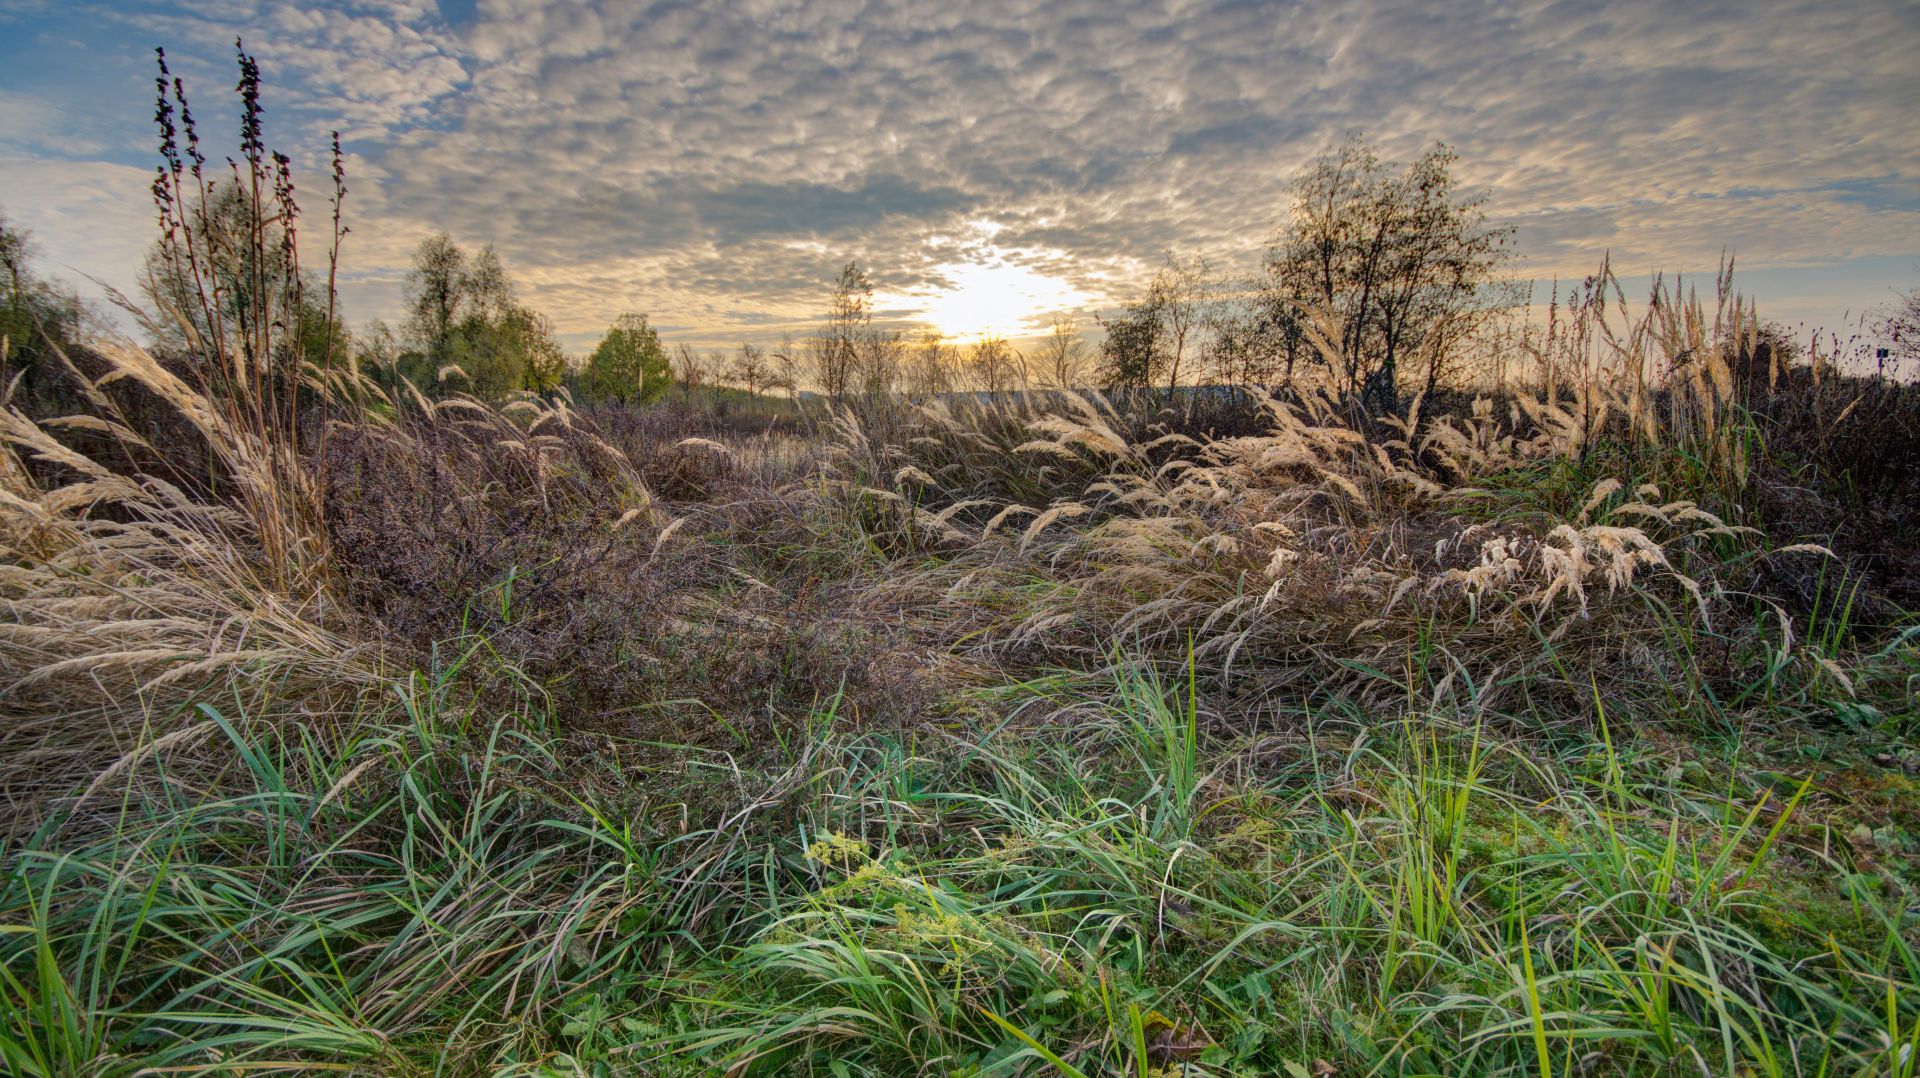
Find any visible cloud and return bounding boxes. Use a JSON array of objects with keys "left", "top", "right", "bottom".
[
  {"left": 0, "top": 90, "right": 60, "bottom": 146},
  {"left": 102, "top": 0, "right": 468, "bottom": 139},
  {"left": 3, "top": 0, "right": 1917, "bottom": 347},
  {"left": 0, "top": 157, "right": 159, "bottom": 302}
]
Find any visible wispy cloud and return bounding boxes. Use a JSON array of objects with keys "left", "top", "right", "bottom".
[
  {"left": 0, "top": 156, "right": 161, "bottom": 303},
  {"left": 1, "top": 0, "right": 1916, "bottom": 345}
]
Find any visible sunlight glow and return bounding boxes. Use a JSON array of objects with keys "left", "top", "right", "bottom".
[{"left": 897, "top": 254, "right": 1092, "bottom": 342}]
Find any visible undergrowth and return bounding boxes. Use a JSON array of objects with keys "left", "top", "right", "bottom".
[{"left": 4, "top": 662, "right": 1916, "bottom": 1076}]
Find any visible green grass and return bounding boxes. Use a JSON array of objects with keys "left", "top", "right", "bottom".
[{"left": 5, "top": 658, "right": 1914, "bottom": 1076}]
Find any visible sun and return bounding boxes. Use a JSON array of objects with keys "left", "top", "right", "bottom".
[{"left": 899, "top": 255, "right": 1091, "bottom": 343}]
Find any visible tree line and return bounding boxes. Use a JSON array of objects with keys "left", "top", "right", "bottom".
[
  {"left": 120, "top": 130, "right": 1526, "bottom": 410},
  {"left": 764, "top": 138, "right": 1520, "bottom": 409},
  {"left": 14, "top": 121, "right": 1919, "bottom": 415},
  {"left": 0, "top": 134, "right": 1577, "bottom": 413}
]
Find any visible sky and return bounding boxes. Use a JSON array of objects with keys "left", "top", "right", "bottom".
[{"left": 1, "top": 0, "right": 1917, "bottom": 354}]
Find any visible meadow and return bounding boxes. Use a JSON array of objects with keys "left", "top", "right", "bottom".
[{"left": 4, "top": 59, "right": 1920, "bottom": 1078}]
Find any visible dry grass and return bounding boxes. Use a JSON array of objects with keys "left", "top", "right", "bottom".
[
  {"left": 0, "top": 342, "right": 376, "bottom": 834},
  {"left": 814, "top": 269, "right": 1915, "bottom": 731}
]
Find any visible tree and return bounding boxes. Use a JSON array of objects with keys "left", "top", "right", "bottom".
[
  {"left": 393, "top": 234, "right": 561, "bottom": 398},
  {"left": 436, "top": 306, "right": 566, "bottom": 398},
  {"left": 1097, "top": 297, "right": 1168, "bottom": 392},
  {"left": 583, "top": 313, "right": 669, "bottom": 404},
  {"left": 140, "top": 182, "right": 345, "bottom": 374},
  {"left": 1872, "top": 285, "right": 1920, "bottom": 376},
  {"left": 1035, "top": 314, "right": 1089, "bottom": 389},
  {"left": 905, "top": 329, "right": 959, "bottom": 398},
  {"left": 400, "top": 235, "right": 518, "bottom": 358},
  {"left": 1089, "top": 257, "right": 1207, "bottom": 398},
  {"left": 1203, "top": 293, "right": 1302, "bottom": 387},
  {"left": 672, "top": 343, "right": 707, "bottom": 394},
  {"left": 2, "top": 212, "right": 90, "bottom": 386},
  {"left": 771, "top": 333, "right": 802, "bottom": 397},
  {"left": 811, "top": 261, "right": 869, "bottom": 398},
  {"left": 463, "top": 246, "right": 514, "bottom": 324},
  {"left": 859, "top": 329, "right": 906, "bottom": 396},
  {"left": 354, "top": 318, "right": 399, "bottom": 381},
  {"left": 729, "top": 342, "right": 773, "bottom": 396},
  {"left": 1264, "top": 137, "right": 1515, "bottom": 413},
  {"left": 0, "top": 214, "right": 29, "bottom": 354},
  {"left": 517, "top": 309, "right": 569, "bottom": 393},
  {"left": 1150, "top": 253, "right": 1208, "bottom": 395},
  {"left": 969, "top": 335, "right": 1024, "bottom": 394},
  {"left": 401, "top": 233, "right": 468, "bottom": 356}
]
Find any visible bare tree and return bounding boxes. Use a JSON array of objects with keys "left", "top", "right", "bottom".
[
  {"left": 858, "top": 327, "right": 906, "bottom": 397},
  {"left": 810, "top": 261, "right": 870, "bottom": 399},
  {"left": 1202, "top": 288, "right": 1300, "bottom": 387},
  {"left": 729, "top": 342, "right": 774, "bottom": 396},
  {"left": 1035, "top": 314, "right": 1089, "bottom": 389},
  {"left": 1872, "top": 285, "right": 1920, "bottom": 376},
  {"left": 1264, "top": 137, "right": 1515, "bottom": 413},
  {"left": 906, "top": 328, "right": 959, "bottom": 398},
  {"left": 969, "top": 335, "right": 1025, "bottom": 394},
  {"left": 1151, "top": 253, "right": 1208, "bottom": 395},
  {"left": 771, "top": 332, "right": 801, "bottom": 396},
  {"left": 672, "top": 343, "right": 706, "bottom": 394}
]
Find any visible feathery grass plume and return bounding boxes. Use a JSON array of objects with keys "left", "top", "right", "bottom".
[
  {"left": 1, "top": 370, "right": 375, "bottom": 830},
  {"left": 0, "top": 51, "right": 387, "bottom": 826}
]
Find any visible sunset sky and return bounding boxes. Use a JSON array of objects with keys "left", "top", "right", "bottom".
[{"left": 2, "top": 0, "right": 1916, "bottom": 352}]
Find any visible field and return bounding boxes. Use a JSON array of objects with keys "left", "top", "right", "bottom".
[
  {"left": 4, "top": 255, "right": 1920, "bottom": 1078},
  {"left": 2, "top": 52, "right": 1919, "bottom": 1074}
]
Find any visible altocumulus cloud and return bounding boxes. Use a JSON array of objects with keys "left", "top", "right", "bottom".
[{"left": 1, "top": 0, "right": 1916, "bottom": 346}]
